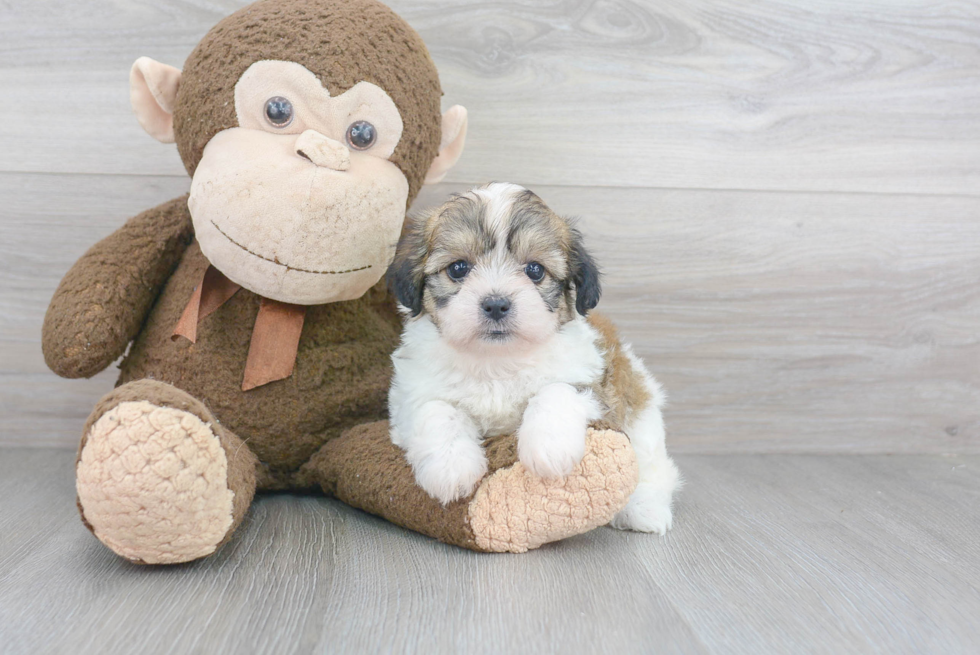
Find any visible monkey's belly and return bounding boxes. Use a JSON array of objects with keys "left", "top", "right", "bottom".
[{"left": 117, "top": 242, "right": 399, "bottom": 476}]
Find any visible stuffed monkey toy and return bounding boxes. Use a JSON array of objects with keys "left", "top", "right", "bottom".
[{"left": 42, "top": 0, "right": 638, "bottom": 563}]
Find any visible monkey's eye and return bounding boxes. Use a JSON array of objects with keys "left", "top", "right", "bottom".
[
  {"left": 525, "top": 262, "right": 545, "bottom": 282},
  {"left": 264, "top": 96, "right": 294, "bottom": 127},
  {"left": 346, "top": 120, "right": 377, "bottom": 150},
  {"left": 447, "top": 260, "right": 471, "bottom": 281}
]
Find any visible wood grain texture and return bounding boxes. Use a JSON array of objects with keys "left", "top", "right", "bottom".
[
  {"left": 4, "top": 173, "right": 977, "bottom": 452},
  {"left": 0, "top": 0, "right": 978, "bottom": 193},
  {"left": 3, "top": 2, "right": 978, "bottom": 651},
  {"left": 1, "top": 448, "right": 977, "bottom": 654},
  {"left": 516, "top": 184, "right": 980, "bottom": 455},
  {"left": 0, "top": 173, "right": 191, "bottom": 446}
]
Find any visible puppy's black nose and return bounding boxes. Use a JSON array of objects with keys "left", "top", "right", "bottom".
[{"left": 481, "top": 296, "right": 511, "bottom": 321}]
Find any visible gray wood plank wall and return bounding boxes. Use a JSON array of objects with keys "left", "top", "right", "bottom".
[{"left": 1, "top": 0, "right": 978, "bottom": 452}]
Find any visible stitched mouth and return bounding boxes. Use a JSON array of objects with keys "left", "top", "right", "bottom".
[{"left": 210, "top": 220, "right": 372, "bottom": 275}]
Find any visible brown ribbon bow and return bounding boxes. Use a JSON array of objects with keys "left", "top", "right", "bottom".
[{"left": 172, "top": 265, "right": 307, "bottom": 391}]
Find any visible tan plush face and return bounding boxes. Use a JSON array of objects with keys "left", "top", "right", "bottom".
[
  {"left": 129, "top": 0, "right": 470, "bottom": 306},
  {"left": 189, "top": 60, "right": 409, "bottom": 305}
]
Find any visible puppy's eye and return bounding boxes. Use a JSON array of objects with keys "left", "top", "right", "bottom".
[
  {"left": 525, "top": 262, "right": 545, "bottom": 282},
  {"left": 265, "top": 97, "right": 294, "bottom": 127},
  {"left": 447, "top": 260, "right": 470, "bottom": 281},
  {"left": 346, "top": 120, "right": 377, "bottom": 150}
]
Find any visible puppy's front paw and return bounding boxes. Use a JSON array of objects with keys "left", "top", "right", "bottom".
[
  {"left": 517, "top": 425, "right": 586, "bottom": 478},
  {"left": 410, "top": 436, "right": 488, "bottom": 505},
  {"left": 399, "top": 401, "right": 488, "bottom": 505},
  {"left": 517, "top": 415, "right": 588, "bottom": 479},
  {"left": 517, "top": 383, "right": 600, "bottom": 479}
]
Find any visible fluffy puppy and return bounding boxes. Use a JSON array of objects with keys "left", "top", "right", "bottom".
[{"left": 386, "top": 183, "right": 680, "bottom": 533}]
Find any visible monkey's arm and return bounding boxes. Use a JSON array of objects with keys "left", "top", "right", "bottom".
[
  {"left": 42, "top": 195, "right": 194, "bottom": 378},
  {"left": 301, "top": 422, "right": 637, "bottom": 553}
]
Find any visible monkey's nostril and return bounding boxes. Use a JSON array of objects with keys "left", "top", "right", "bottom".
[
  {"left": 294, "top": 130, "right": 351, "bottom": 171},
  {"left": 481, "top": 296, "right": 511, "bottom": 321}
]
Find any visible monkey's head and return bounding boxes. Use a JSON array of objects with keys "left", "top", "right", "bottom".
[{"left": 130, "top": 0, "right": 467, "bottom": 305}]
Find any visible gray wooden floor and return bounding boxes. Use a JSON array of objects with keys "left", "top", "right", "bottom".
[
  {"left": 1, "top": 448, "right": 978, "bottom": 654},
  {"left": 2, "top": 0, "right": 979, "bottom": 652}
]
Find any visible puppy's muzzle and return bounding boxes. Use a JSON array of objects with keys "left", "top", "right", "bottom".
[{"left": 481, "top": 295, "right": 511, "bottom": 322}]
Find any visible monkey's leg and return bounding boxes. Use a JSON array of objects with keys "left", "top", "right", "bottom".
[
  {"left": 299, "top": 421, "right": 638, "bottom": 553},
  {"left": 75, "top": 380, "right": 258, "bottom": 564}
]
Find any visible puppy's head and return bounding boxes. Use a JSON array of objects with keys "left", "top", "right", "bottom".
[{"left": 388, "top": 183, "right": 600, "bottom": 353}]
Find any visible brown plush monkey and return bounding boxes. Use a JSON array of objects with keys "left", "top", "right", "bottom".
[{"left": 42, "top": 0, "right": 638, "bottom": 563}]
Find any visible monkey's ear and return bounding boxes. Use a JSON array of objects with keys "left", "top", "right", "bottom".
[
  {"left": 130, "top": 57, "right": 182, "bottom": 144},
  {"left": 569, "top": 230, "right": 602, "bottom": 315},
  {"left": 423, "top": 105, "right": 468, "bottom": 185}
]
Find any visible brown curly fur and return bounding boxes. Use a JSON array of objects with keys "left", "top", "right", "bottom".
[
  {"left": 174, "top": 0, "right": 442, "bottom": 203},
  {"left": 42, "top": 0, "right": 479, "bottom": 551},
  {"left": 42, "top": 0, "right": 636, "bottom": 556}
]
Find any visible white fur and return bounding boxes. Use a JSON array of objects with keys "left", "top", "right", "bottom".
[
  {"left": 517, "top": 382, "right": 603, "bottom": 478},
  {"left": 390, "top": 315, "right": 605, "bottom": 445},
  {"left": 472, "top": 182, "right": 523, "bottom": 229},
  {"left": 389, "top": 183, "right": 680, "bottom": 529},
  {"left": 398, "top": 400, "right": 487, "bottom": 505},
  {"left": 436, "top": 251, "right": 556, "bottom": 354},
  {"left": 389, "top": 314, "right": 681, "bottom": 532},
  {"left": 390, "top": 315, "right": 606, "bottom": 504},
  {"left": 608, "top": 348, "right": 681, "bottom": 534}
]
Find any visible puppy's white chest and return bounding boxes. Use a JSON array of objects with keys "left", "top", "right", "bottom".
[
  {"left": 447, "top": 342, "right": 604, "bottom": 436},
  {"left": 453, "top": 377, "right": 537, "bottom": 437},
  {"left": 388, "top": 316, "right": 606, "bottom": 440}
]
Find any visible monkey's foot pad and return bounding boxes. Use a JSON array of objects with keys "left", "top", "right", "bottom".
[
  {"left": 76, "top": 401, "right": 235, "bottom": 564},
  {"left": 468, "top": 428, "right": 638, "bottom": 553}
]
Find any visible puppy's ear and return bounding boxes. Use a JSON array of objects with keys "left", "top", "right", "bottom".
[
  {"left": 387, "top": 217, "right": 427, "bottom": 316},
  {"left": 569, "top": 228, "right": 601, "bottom": 315},
  {"left": 388, "top": 258, "right": 424, "bottom": 316}
]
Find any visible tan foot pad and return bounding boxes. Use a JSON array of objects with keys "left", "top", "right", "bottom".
[
  {"left": 76, "top": 401, "right": 234, "bottom": 564},
  {"left": 468, "top": 428, "right": 638, "bottom": 553}
]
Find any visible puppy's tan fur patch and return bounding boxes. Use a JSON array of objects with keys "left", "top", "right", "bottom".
[{"left": 587, "top": 313, "right": 653, "bottom": 433}]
